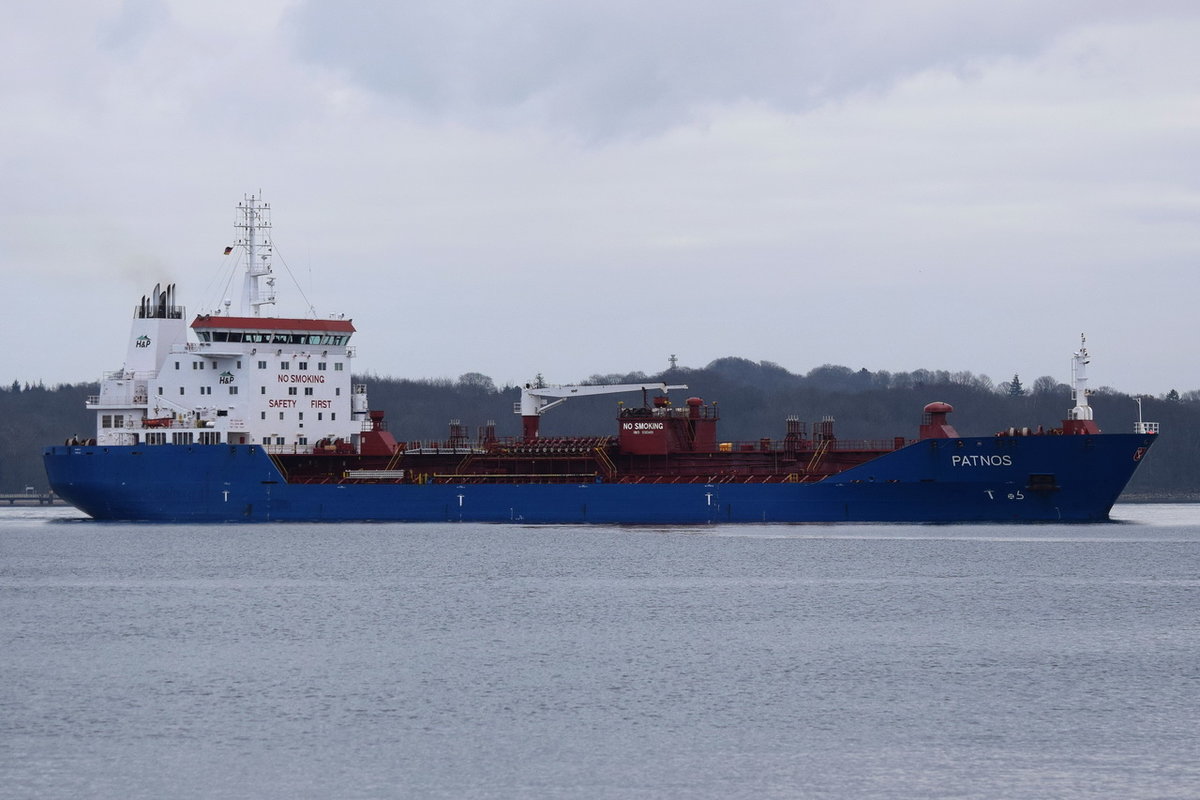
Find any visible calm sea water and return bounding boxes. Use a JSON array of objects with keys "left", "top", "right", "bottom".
[{"left": 2, "top": 505, "right": 1198, "bottom": 800}]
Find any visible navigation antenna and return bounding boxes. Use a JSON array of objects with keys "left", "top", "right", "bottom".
[
  {"left": 235, "top": 193, "right": 277, "bottom": 316},
  {"left": 1134, "top": 397, "right": 1161, "bottom": 435}
]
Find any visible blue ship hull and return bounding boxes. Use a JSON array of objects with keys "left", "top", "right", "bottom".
[{"left": 44, "top": 433, "right": 1155, "bottom": 523}]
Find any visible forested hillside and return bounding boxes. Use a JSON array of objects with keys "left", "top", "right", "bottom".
[
  {"left": 5, "top": 360, "right": 1197, "bottom": 498},
  {"left": 1, "top": 381, "right": 95, "bottom": 494}
]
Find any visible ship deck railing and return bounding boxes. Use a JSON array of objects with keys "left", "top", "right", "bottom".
[
  {"left": 708, "top": 437, "right": 914, "bottom": 453},
  {"left": 96, "top": 369, "right": 158, "bottom": 383},
  {"left": 267, "top": 444, "right": 352, "bottom": 455},
  {"left": 326, "top": 472, "right": 830, "bottom": 486},
  {"left": 373, "top": 435, "right": 913, "bottom": 455},
  {"left": 431, "top": 473, "right": 603, "bottom": 484},
  {"left": 489, "top": 436, "right": 617, "bottom": 455},
  {"left": 612, "top": 473, "right": 816, "bottom": 484}
]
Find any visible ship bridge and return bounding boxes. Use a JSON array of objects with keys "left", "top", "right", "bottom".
[{"left": 191, "top": 315, "right": 355, "bottom": 346}]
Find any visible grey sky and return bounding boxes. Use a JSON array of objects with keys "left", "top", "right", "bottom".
[{"left": 4, "top": 1, "right": 1198, "bottom": 395}]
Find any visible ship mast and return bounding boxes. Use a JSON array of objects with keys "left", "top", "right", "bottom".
[
  {"left": 1062, "top": 333, "right": 1100, "bottom": 435},
  {"left": 1068, "top": 333, "right": 1092, "bottom": 423},
  {"left": 235, "top": 194, "right": 276, "bottom": 316}
]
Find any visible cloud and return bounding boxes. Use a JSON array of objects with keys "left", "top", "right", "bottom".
[
  {"left": 283, "top": 0, "right": 1197, "bottom": 138},
  {"left": 3, "top": 1, "right": 1200, "bottom": 394}
]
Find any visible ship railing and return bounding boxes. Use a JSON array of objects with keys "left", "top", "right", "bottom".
[
  {"left": 484, "top": 436, "right": 618, "bottom": 453},
  {"left": 88, "top": 392, "right": 144, "bottom": 407},
  {"left": 592, "top": 446, "right": 618, "bottom": 480},
  {"left": 345, "top": 469, "right": 406, "bottom": 480},
  {"left": 98, "top": 416, "right": 169, "bottom": 431},
  {"left": 89, "top": 372, "right": 156, "bottom": 406},
  {"left": 614, "top": 473, "right": 808, "bottom": 484},
  {"left": 112, "top": 416, "right": 248, "bottom": 433},
  {"left": 183, "top": 342, "right": 250, "bottom": 356},
  {"left": 620, "top": 405, "right": 719, "bottom": 420},
  {"left": 264, "top": 444, "right": 317, "bottom": 456},
  {"left": 99, "top": 369, "right": 157, "bottom": 381},
  {"left": 718, "top": 438, "right": 914, "bottom": 453},
  {"left": 824, "top": 438, "right": 914, "bottom": 451},
  {"left": 404, "top": 445, "right": 487, "bottom": 455},
  {"left": 432, "top": 472, "right": 601, "bottom": 484}
]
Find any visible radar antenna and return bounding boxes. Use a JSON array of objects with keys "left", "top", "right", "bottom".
[{"left": 234, "top": 193, "right": 276, "bottom": 316}]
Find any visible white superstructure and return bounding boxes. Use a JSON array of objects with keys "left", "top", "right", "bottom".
[{"left": 87, "top": 195, "right": 366, "bottom": 450}]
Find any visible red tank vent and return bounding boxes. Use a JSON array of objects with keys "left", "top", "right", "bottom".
[{"left": 920, "top": 401, "right": 958, "bottom": 440}]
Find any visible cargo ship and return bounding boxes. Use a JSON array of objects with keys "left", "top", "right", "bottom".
[{"left": 44, "top": 196, "right": 1159, "bottom": 523}]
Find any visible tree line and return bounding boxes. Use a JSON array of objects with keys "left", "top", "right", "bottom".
[{"left": 5, "top": 360, "right": 1197, "bottom": 498}]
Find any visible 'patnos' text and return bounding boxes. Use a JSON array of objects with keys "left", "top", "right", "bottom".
[{"left": 952, "top": 454, "right": 1013, "bottom": 467}]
